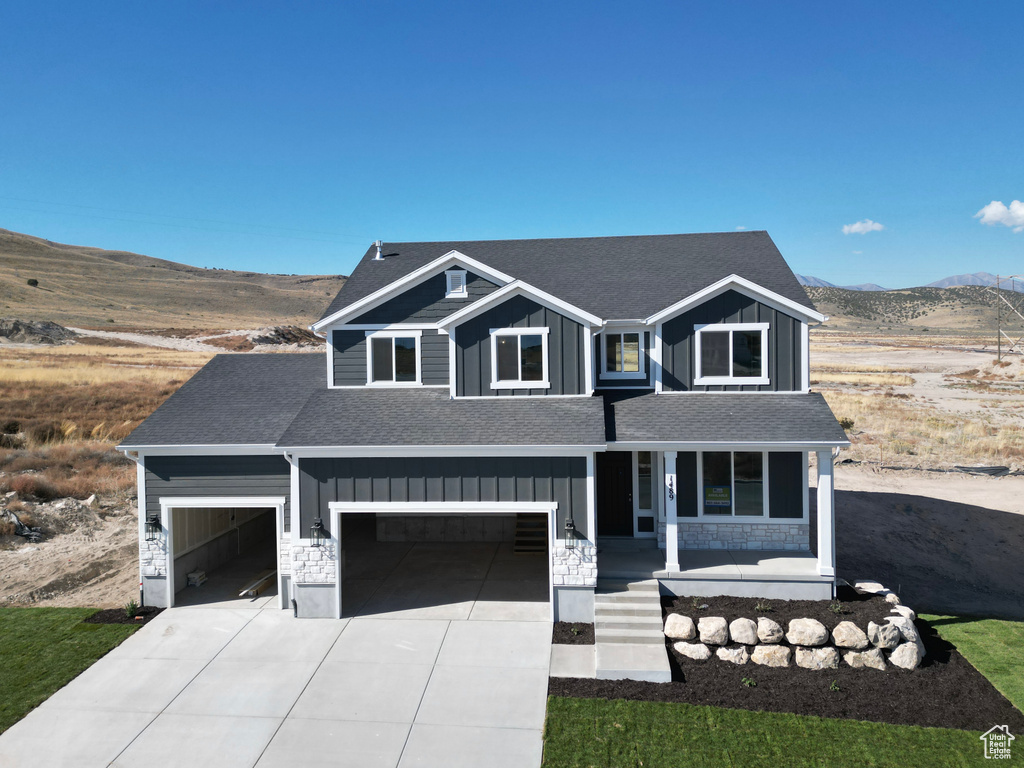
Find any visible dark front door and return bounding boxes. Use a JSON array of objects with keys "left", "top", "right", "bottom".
[{"left": 597, "top": 451, "right": 633, "bottom": 537}]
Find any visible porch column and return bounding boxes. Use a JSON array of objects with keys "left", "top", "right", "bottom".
[
  {"left": 664, "top": 450, "right": 679, "bottom": 572},
  {"left": 816, "top": 450, "right": 836, "bottom": 579}
]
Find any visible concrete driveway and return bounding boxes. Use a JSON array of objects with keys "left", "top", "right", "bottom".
[{"left": 0, "top": 593, "right": 552, "bottom": 767}]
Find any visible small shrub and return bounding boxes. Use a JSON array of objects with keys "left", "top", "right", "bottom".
[
  {"left": 124, "top": 599, "right": 140, "bottom": 619},
  {"left": 839, "top": 417, "right": 855, "bottom": 431},
  {"left": 7, "top": 500, "right": 29, "bottom": 514},
  {"left": 27, "top": 421, "right": 62, "bottom": 445},
  {"left": 830, "top": 679, "right": 841, "bottom": 692},
  {"left": 828, "top": 600, "right": 845, "bottom": 615},
  {"left": 9, "top": 475, "right": 59, "bottom": 501},
  {"left": 26, "top": 278, "right": 38, "bottom": 287},
  {"left": 2, "top": 420, "right": 20, "bottom": 434},
  {"left": 754, "top": 600, "right": 774, "bottom": 613},
  {"left": 570, "top": 626, "right": 581, "bottom": 636},
  {"left": 0, "top": 518, "right": 13, "bottom": 536},
  {"left": 741, "top": 677, "right": 757, "bottom": 688}
]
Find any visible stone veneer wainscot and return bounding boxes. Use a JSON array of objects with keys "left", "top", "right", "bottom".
[{"left": 658, "top": 523, "right": 810, "bottom": 551}]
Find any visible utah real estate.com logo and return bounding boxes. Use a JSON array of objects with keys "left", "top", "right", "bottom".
[{"left": 981, "top": 725, "right": 1014, "bottom": 760}]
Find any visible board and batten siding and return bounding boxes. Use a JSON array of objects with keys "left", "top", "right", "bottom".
[
  {"left": 299, "top": 455, "right": 589, "bottom": 538},
  {"left": 454, "top": 295, "right": 586, "bottom": 397},
  {"left": 144, "top": 455, "right": 292, "bottom": 531},
  {"left": 661, "top": 290, "right": 803, "bottom": 392},
  {"left": 332, "top": 329, "right": 449, "bottom": 386},
  {"left": 350, "top": 271, "right": 500, "bottom": 324}
]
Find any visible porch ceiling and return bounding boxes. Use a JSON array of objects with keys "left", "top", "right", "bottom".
[{"left": 603, "top": 391, "right": 849, "bottom": 447}]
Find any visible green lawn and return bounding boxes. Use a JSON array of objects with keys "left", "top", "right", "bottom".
[
  {"left": 0, "top": 607, "right": 138, "bottom": 734},
  {"left": 544, "top": 614, "right": 1024, "bottom": 767},
  {"left": 922, "top": 613, "right": 1024, "bottom": 712},
  {"left": 543, "top": 696, "right": 980, "bottom": 768}
]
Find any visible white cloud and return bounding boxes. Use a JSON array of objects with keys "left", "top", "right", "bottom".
[
  {"left": 735, "top": 226, "right": 747, "bottom": 230},
  {"left": 842, "top": 219, "right": 885, "bottom": 235},
  {"left": 975, "top": 200, "right": 1024, "bottom": 233}
]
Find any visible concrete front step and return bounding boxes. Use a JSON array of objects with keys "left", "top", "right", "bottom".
[
  {"left": 596, "top": 618, "right": 663, "bottom": 631},
  {"left": 598, "top": 634, "right": 665, "bottom": 646},
  {"left": 596, "top": 578, "right": 660, "bottom": 593},
  {"left": 594, "top": 578, "right": 670, "bottom": 678},
  {"left": 595, "top": 642, "right": 672, "bottom": 683},
  {"left": 595, "top": 603, "right": 661, "bottom": 617}
]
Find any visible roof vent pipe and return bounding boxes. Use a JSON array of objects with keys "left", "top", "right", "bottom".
[{"left": 374, "top": 240, "right": 383, "bottom": 260}]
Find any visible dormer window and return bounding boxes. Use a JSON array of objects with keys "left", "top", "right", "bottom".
[
  {"left": 694, "top": 322, "right": 769, "bottom": 385},
  {"left": 490, "top": 327, "right": 550, "bottom": 389},
  {"left": 601, "top": 331, "right": 645, "bottom": 378},
  {"left": 366, "top": 330, "right": 421, "bottom": 386},
  {"left": 445, "top": 270, "right": 468, "bottom": 298}
]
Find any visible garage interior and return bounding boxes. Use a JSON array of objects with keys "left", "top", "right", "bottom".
[
  {"left": 171, "top": 506, "right": 277, "bottom": 607},
  {"left": 337, "top": 513, "right": 550, "bottom": 620}
]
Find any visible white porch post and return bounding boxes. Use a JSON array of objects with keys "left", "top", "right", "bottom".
[
  {"left": 816, "top": 450, "right": 836, "bottom": 580},
  {"left": 664, "top": 450, "right": 679, "bottom": 572}
]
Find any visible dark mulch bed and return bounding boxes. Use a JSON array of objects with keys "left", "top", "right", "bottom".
[
  {"left": 552, "top": 622, "right": 595, "bottom": 645},
  {"left": 83, "top": 606, "right": 164, "bottom": 626},
  {"left": 662, "top": 585, "right": 893, "bottom": 630},
  {"left": 550, "top": 619, "right": 1024, "bottom": 732}
]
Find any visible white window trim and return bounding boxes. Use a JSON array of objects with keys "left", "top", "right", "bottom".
[
  {"left": 445, "top": 269, "right": 468, "bottom": 298},
  {"left": 489, "top": 327, "right": 550, "bottom": 390},
  {"left": 600, "top": 329, "right": 646, "bottom": 379},
  {"left": 694, "top": 322, "right": 770, "bottom": 386},
  {"left": 632, "top": 450, "right": 657, "bottom": 538},
  {"left": 365, "top": 329, "right": 423, "bottom": 387},
  {"left": 695, "top": 450, "right": 769, "bottom": 519}
]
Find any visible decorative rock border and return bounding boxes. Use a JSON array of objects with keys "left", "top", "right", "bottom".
[{"left": 664, "top": 581, "right": 925, "bottom": 671}]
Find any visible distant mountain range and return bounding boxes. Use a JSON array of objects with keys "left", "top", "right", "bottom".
[{"left": 796, "top": 271, "right": 1023, "bottom": 293}]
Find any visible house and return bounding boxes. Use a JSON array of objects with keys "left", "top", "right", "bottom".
[{"left": 119, "top": 231, "right": 849, "bottom": 622}]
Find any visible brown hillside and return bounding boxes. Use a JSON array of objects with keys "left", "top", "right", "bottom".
[{"left": 0, "top": 229, "right": 347, "bottom": 328}]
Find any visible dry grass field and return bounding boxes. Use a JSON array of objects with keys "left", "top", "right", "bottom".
[{"left": 0, "top": 228, "right": 347, "bottom": 328}]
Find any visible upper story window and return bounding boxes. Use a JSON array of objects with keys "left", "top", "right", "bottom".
[
  {"left": 601, "top": 331, "right": 645, "bottom": 378},
  {"left": 490, "top": 327, "right": 550, "bottom": 389},
  {"left": 694, "top": 322, "right": 769, "bottom": 386},
  {"left": 445, "top": 269, "right": 468, "bottom": 298},
  {"left": 366, "top": 330, "right": 421, "bottom": 386}
]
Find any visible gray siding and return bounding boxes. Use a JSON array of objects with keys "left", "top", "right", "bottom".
[
  {"left": 596, "top": 331, "right": 653, "bottom": 388},
  {"left": 677, "top": 451, "right": 698, "bottom": 517},
  {"left": 662, "top": 290, "right": 803, "bottom": 392},
  {"left": 332, "top": 330, "right": 367, "bottom": 386},
  {"left": 768, "top": 451, "right": 804, "bottom": 518},
  {"left": 455, "top": 295, "right": 586, "bottom": 397},
  {"left": 145, "top": 455, "right": 292, "bottom": 531},
  {"left": 333, "top": 330, "right": 449, "bottom": 387},
  {"left": 421, "top": 333, "right": 449, "bottom": 386},
  {"left": 299, "top": 456, "right": 589, "bottom": 539},
  {"left": 351, "top": 272, "right": 500, "bottom": 324}
]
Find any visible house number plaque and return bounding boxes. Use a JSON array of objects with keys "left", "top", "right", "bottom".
[{"left": 667, "top": 476, "right": 675, "bottom": 501}]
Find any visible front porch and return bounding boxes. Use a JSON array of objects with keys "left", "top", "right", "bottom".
[{"left": 596, "top": 538, "right": 832, "bottom": 600}]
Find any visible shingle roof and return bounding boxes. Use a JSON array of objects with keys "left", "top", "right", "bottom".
[
  {"left": 276, "top": 387, "right": 607, "bottom": 447},
  {"left": 119, "top": 354, "right": 325, "bottom": 447},
  {"left": 603, "top": 391, "right": 849, "bottom": 445},
  {"left": 321, "top": 231, "right": 813, "bottom": 322}
]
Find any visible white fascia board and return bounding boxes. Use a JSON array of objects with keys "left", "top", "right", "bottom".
[
  {"left": 645, "top": 274, "right": 826, "bottom": 325},
  {"left": 329, "top": 501, "right": 557, "bottom": 514},
  {"left": 278, "top": 444, "right": 608, "bottom": 458},
  {"left": 439, "top": 280, "right": 603, "bottom": 329},
  {"left": 607, "top": 440, "right": 851, "bottom": 451},
  {"left": 116, "top": 444, "right": 281, "bottom": 456},
  {"left": 159, "top": 496, "right": 286, "bottom": 508},
  {"left": 312, "top": 250, "right": 515, "bottom": 331}
]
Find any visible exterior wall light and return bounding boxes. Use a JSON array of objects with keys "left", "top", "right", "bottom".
[
  {"left": 145, "top": 513, "right": 161, "bottom": 542},
  {"left": 564, "top": 517, "right": 578, "bottom": 550},
  {"left": 310, "top": 517, "right": 326, "bottom": 548}
]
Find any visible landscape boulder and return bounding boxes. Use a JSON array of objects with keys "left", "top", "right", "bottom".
[
  {"left": 756, "top": 616, "right": 784, "bottom": 644},
  {"left": 795, "top": 646, "right": 840, "bottom": 670},
  {"left": 716, "top": 646, "right": 750, "bottom": 665},
  {"left": 851, "top": 580, "right": 887, "bottom": 595},
  {"left": 0, "top": 319, "right": 76, "bottom": 345},
  {"left": 751, "top": 645, "right": 791, "bottom": 667},
  {"left": 729, "top": 617, "right": 758, "bottom": 646},
  {"left": 698, "top": 616, "right": 729, "bottom": 645},
  {"left": 786, "top": 618, "right": 828, "bottom": 647},
  {"left": 842, "top": 648, "right": 887, "bottom": 671},
  {"left": 664, "top": 613, "right": 696, "bottom": 640},
  {"left": 889, "top": 642, "right": 924, "bottom": 670},
  {"left": 674, "top": 641, "right": 711, "bottom": 661},
  {"left": 831, "top": 621, "right": 869, "bottom": 650},
  {"left": 867, "top": 621, "right": 901, "bottom": 650},
  {"left": 884, "top": 592, "right": 902, "bottom": 606},
  {"left": 890, "top": 604, "right": 917, "bottom": 622},
  {"left": 886, "top": 616, "right": 926, "bottom": 656}
]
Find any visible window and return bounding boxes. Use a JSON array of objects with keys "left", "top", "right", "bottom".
[
  {"left": 366, "top": 330, "right": 421, "bottom": 385},
  {"left": 490, "top": 328, "right": 550, "bottom": 389},
  {"left": 602, "top": 331, "right": 645, "bottom": 378},
  {"left": 636, "top": 451, "right": 653, "bottom": 510},
  {"left": 445, "top": 269, "right": 468, "bottom": 298},
  {"left": 694, "top": 323, "right": 769, "bottom": 385},
  {"left": 699, "top": 451, "right": 766, "bottom": 516}
]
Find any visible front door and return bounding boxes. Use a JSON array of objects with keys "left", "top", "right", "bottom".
[{"left": 597, "top": 452, "right": 634, "bottom": 536}]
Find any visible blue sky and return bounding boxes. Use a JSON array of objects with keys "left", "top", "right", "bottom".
[{"left": 1, "top": 2, "right": 1021, "bottom": 287}]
